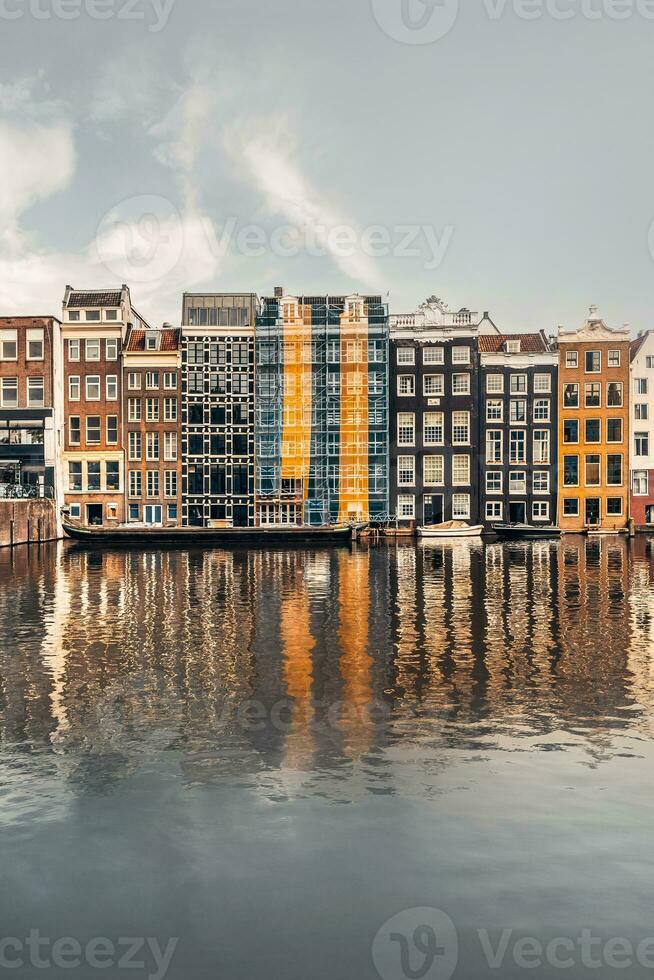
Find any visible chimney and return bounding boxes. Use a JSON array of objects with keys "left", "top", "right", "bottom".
[
  {"left": 274, "top": 286, "right": 284, "bottom": 299},
  {"left": 162, "top": 322, "right": 172, "bottom": 329}
]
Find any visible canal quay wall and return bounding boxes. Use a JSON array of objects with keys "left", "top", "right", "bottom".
[{"left": 0, "top": 500, "right": 60, "bottom": 548}]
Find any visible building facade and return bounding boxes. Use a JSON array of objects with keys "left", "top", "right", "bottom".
[
  {"left": 255, "top": 292, "right": 389, "bottom": 526},
  {"left": 180, "top": 293, "right": 257, "bottom": 528},
  {"left": 557, "top": 309, "right": 630, "bottom": 532},
  {"left": 123, "top": 326, "right": 182, "bottom": 526},
  {"left": 479, "top": 332, "right": 558, "bottom": 528},
  {"left": 389, "top": 296, "right": 498, "bottom": 528},
  {"left": 629, "top": 331, "right": 654, "bottom": 528},
  {"left": 0, "top": 316, "right": 63, "bottom": 499}
]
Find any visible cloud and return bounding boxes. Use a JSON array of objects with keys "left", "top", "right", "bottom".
[{"left": 0, "top": 119, "right": 76, "bottom": 233}]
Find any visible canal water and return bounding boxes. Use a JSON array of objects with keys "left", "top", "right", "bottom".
[{"left": 1, "top": 538, "right": 654, "bottom": 979}]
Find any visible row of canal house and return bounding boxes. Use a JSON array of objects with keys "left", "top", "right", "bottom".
[{"left": 1, "top": 286, "right": 653, "bottom": 533}]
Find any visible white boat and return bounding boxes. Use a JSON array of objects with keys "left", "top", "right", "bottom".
[{"left": 417, "top": 520, "right": 483, "bottom": 539}]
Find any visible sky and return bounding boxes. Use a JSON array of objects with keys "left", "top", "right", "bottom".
[{"left": 0, "top": 0, "right": 653, "bottom": 333}]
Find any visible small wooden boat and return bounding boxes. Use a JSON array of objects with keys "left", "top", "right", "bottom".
[
  {"left": 417, "top": 520, "right": 483, "bottom": 539},
  {"left": 62, "top": 519, "right": 353, "bottom": 547},
  {"left": 493, "top": 523, "right": 562, "bottom": 540}
]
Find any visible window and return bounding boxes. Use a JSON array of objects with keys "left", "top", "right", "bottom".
[
  {"left": 486, "top": 399, "right": 503, "bottom": 422},
  {"left": 533, "top": 502, "right": 550, "bottom": 520},
  {"left": 563, "top": 455, "right": 579, "bottom": 486},
  {"left": 69, "top": 416, "right": 80, "bottom": 444},
  {"left": 533, "top": 471, "right": 550, "bottom": 494},
  {"left": 565, "top": 351, "right": 578, "bottom": 368},
  {"left": 85, "top": 311, "right": 101, "bottom": 323},
  {"left": 585, "top": 351, "right": 601, "bottom": 373},
  {"left": 607, "top": 455, "right": 623, "bottom": 486},
  {"left": 164, "top": 397, "right": 177, "bottom": 422},
  {"left": 424, "top": 456, "right": 444, "bottom": 486},
  {"left": 146, "top": 398, "right": 159, "bottom": 422},
  {"left": 86, "top": 417, "right": 101, "bottom": 444},
  {"left": 534, "top": 374, "right": 551, "bottom": 393},
  {"left": 0, "top": 329, "right": 17, "bottom": 360},
  {"left": 423, "top": 413, "right": 443, "bottom": 446},
  {"left": 647, "top": 357, "right": 654, "bottom": 370},
  {"left": 128, "top": 372, "right": 141, "bottom": 390},
  {"left": 510, "top": 430, "right": 526, "bottom": 464},
  {"left": 509, "top": 471, "right": 527, "bottom": 494},
  {"left": 397, "top": 348, "right": 415, "bottom": 365},
  {"left": 533, "top": 399, "right": 550, "bottom": 421},
  {"left": 486, "top": 374, "right": 504, "bottom": 393},
  {"left": 608, "top": 350, "right": 621, "bottom": 368},
  {"left": 398, "top": 413, "right": 415, "bottom": 446},
  {"left": 606, "top": 498, "right": 623, "bottom": 516},
  {"left": 635, "top": 378, "right": 649, "bottom": 395},
  {"left": 635, "top": 404, "right": 649, "bottom": 421},
  {"left": 635, "top": 432, "right": 650, "bottom": 456},
  {"left": 563, "top": 498, "right": 579, "bottom": 517},
  {"left": 423, "top": 375, "right": 444, "bottom": 396},
  {"left": 452, "top": 347, "right": 470, "bottom": 365},
  {"left": 106, "top": 416, "right": 118, "bottom": 444},
  {"left": 233, "top": 374, "right": 249, "bottom": 395},
  {"left": 607, "top": 419, "right": 623, "bottom": 442},
  {"left": 164, "top": 372, "right": 177, "bottom": 389},
  {"left": 27, "top": 328, "right": 44, "bottom": 360},
  {"left": 27, "top": 377, "right": 44, "bottom": 407},
  {"left": 68, "top": 462, "right": 82, "bottom": 491},
  {"left": 486, "top": 471, "right": 503, "bottom": 494},
  {"left": 585, "top": 419, "right": 600, "bottom": 443},
  {"left": 106, "top": 339, "right": 118, "bottom": 360},
  {"left": 452, "top": 455, "right": 470, "bottom": 485},
  {"left": 85, "top": 376, "right": 101, "bottom": 400},
  {"left": 87, "top": 461, "right": 101, "bottom": 491},
  {"left": 146, "top": 432, "right": 160, "bottom": 461},
  {"left": 585, "top": 383, "right": 601, "bottom": 408},
  {"left": 397, "top": 455, "right": 415, "bottom": 486},
  {"left": 106, "top": 375, "right": 118, "bottom": 400},
  {"left": 0, "top": 378, "right": 18, "bottom": 407},
  {"left": 106, "top": 461, "right": 120, "bottom": 491},
  {"left": 164, "top": 471, "right": 177, "bottom": 498},
  {"left": 633, "top": 471, "right": 648, "bottom": 495},
  {"left": 397, "top": 495, "right": 415, "bottom": 518},
  {"left": 85, "top": 339, "right": 100, "bottom": 361},
  {"left": 68, "top": 339, "right": 80, "bottom": 361},
  {"left": 533, "top": 430, "right": 550, "bottom": 464},
  {"left": 397, "top": 375, "right": 415, "bottom": 396},
  {"left": 128, "top": 431, "right": 142, "bottom": 461},
  {"left": 505, "top": 340, "right": 520, "bottom": 354},
  {"left": 128, "top": 398, "right": 141, "bottom": 422},
  {"left": 129, "top": 471, "right": 142, "bottom": 498},
  {"left": 607, "top": 383, "right": 623, "bottom": 407},
  {"left": 452, "top": 373, "right": 470, "bottom": 395},
  {"left": 146, "top": 371, "right": 160, "bottom": 390},
  {"left": 486, "top": 501, "right": 503, "bottom": 521},
  {"left": 563, "top": 384, "right": 579, "bottom": 408},
  {"left": 487, "top": 431, "right": 503, "bottom": 463},
  {"left": 164, "top": 432, "right": 178, "bottom": 461},
  {"left": 510, "top": 400, "right": 526, "bottom": 423},
  {"left": 146, "top": 335, "right": 158, "bottom": 351},
  {"left": 585, "top": 454, "right": 601, "bottom": 486},
  {"left": 423, "top": 347, "right": 444, "bottom": 365},
  {"left": 167, "top": 505, "right": 178, "bottom": 521},
  {"left": 452, "top": 494, "right": 470, "bottom": 520},
  {"left": 563, "top": 420, "right": 579, "bottom": 443},
  {"left": 510, "top": 374, "right": 527, "bottom": 394},
  {"left": 147, "top": 471, "right": 160, "bottom": 498},
  {"left": 452, "top": 411, "right": 470, "bottom": 445},
  {"left": 68, "top": 376, "right": 80, "bottom": 401}
]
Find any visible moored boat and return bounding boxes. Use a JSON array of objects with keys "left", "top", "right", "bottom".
[
  {"left": 62, "top": 519, "right": 353, "bottom": 547},
  {"left": 493, "top": 523, "right": 562, "bottom": 540},
  {"left": 417, "top": 520, "right": 483, "bottom": 539}
]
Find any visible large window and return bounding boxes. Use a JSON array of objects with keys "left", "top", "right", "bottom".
[
  {"left": 27, "top": 328, "right": 44, "bottom": 360},
  {"left": 86, "top": 417, "right": 101, "bottom": 444},
  {"left": 486, "top": 430, "right": 503, "bottom": 464},
  {"left": 585, "top": 454, "right": 601, "bottom": 486},
  {"left": 128, "top": 398, "right": 141, "bottom": 422},
  {"left": 585, "top": 419, "right": 600, "bottom": 443},
  {"left": 452, "top": 411, "right": 470, "bottom": 445},
  {"left": 565, "top": 351, "right": 578, "bottom": 369},
  {"left": 452, "top": 494, "right": 470, "bottom": 519},
  {"left": 0, "top": 378, "right": 17, "bottom": 407},
  {"left": 423, "top": 375, "right": 444, "bottom": 396},
  {"left": 164, "top": 398, "right": 177, "bottom": 422},
  {"left": 397, "top": 413, "right": 415, "bottom": 446},
  {"left": 510, "top": 400, "right": 526, "bottom": 423},
  {"left": 85, "top": 339, "right": 100, "bottom": 361},
  {"left": 486, "top": 501, "right": 503, "bottom": 521},
  {"left": 128, "top": 372, "right": 141, "bottom": 390},
  {"left": 423, "top": 347, "right": 444, "bottom": 365},
  {"left": 563, "top": 419, "right": 579, "bottom": 444},
  {"left": 607, "top": 455, "right": 623, "bottom": 486},
  {"left": 424, "top": 456, "right": 444, "bottom": 486},
  {"left": 510, "top": 430, "right": 526, "bottom": 464},
  {"left": 164, "top": 432, "right": 178, "bottom": 461},
  {"left": 633, "top": 471, "right": 648, "bottom": 495},
  {"left": 635, "top": 378, "right": 649, "bottom": 395},
  {"left": 397, "top": 375, "right": 415, "bottom": 396},
  {"left": 608, "top": 350, "right": 621, "bottom": 368},
  {"left": 129, "top": 432, "right": 142, "bottom": 461},
  {"left": 397, "top": 455, "right": 415, "bottom": 487},
  {"left": 534, "top": 374, "right": 551, "bottom": 393},
  {"left": 87, "top": 462, "right": 101, "bottom": 491},
  {"left": 533, "top": 471, "right": 550, "bottom": 493},
  {"left": 607, "top": 382, "right": 623, "bottom": 407},
  {"left": 606, "top": 498, "right": 623, "bottom": 516},
  {"left": 635, "top": 404, "right": 649, "bottom": 421},
  {"left": 635, "top": 432, "right": 650, "bottom": 456},
  {"left": 534, "top": 399, "right": 550, "bottom": 421},
  {"left": 423, "top": 412, "right": 443, "bottom": 446},
  {"left": 147, "top": 471, "right": 160, "bottom": 498},
  {"left": 396, "top": 348, "right": 415, "bottom": 365},
  {"left": 397, "top": 495, "right": 415, "bottom": 518},
  {"left": 27, "top": 377, "right": 44, "bottom": 407},
  {"left": 486, "top": 374, "right": 504, "bottom": 394},
  {"left": 106, "top": 375, "right": 118, "bottom": 400},
  {"left": 106, "top": 338, "right": 118, "bottom": 360},
  {"left": 585, "top": 351, "right": 601, "bottom": 373},
  {"left": 0, "top": 329, "right": 17, "bottom": 360},
  {"left": 585, "top": 383, "right": 601, "bottom": 408},
  {"left": 452, "top": 347, "right": 470, "bottom": 365},
  {"left": 106, "top": 461, "right": 120, "bottom": 491},
  {"left": 164, "top": 471, "right": 177, "bottom": 498},
  {"left": 510, "top": 374, "right": 527, "bottom": 394},
  {"left": 146, "top": 371, "right": 160, "bottom": 390},
  {"left": 509, "top": 471, "right": 527, "bottom": 494},
  {"left": 129, "top": 471, "right": 142, "bottom": 498},
  {"left": 533, "top": 430, "right": 550, "bottom": 464},
  {"left": 85, "top": 376, "right": 101, "bottom": 400},
  {"left": 486, "top": 471, "right": 502, "bottom": 493},
  {"left": 452, "top": 373, "right": 470, "bottom": 395},
  {"left": 486, "top": 399, "right": 503, "bottom": 422},
  {"left": 106, "top": 416, "right": 118, "bottom": 444},
  {"left": 563, "top": 383, "right": 579, "bottom": 408},
  {"left": 68, "top": 376, "right": 80, "bottom": 400},
  {"left": 452, "top": 455, "right": 470, "bottom": 486},
  {"left": 146, "top": 398, "right": 159, "bottom": 422},
  {"left": 564, "top": 455, "right": 579, "bottom": 486},
  {"left": 68, "top": 462, "right": 82, "bottom": 491},
  {"left": 533, "top": 502, "right": 550, "bottom": 520},
  {"left": 563, "top": 498, "right": 579, "bottom": 517},
  {"left": 69, "top": 416, "right": 80, "bottom": 445},
  {"left": 607, "top": 418, "right": 623, "bottom": 443},
  {"left": 146, "top": 432, "right": 160, "bottom": 461}
]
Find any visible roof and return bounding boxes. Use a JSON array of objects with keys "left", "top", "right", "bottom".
[
  {"left": 66, "top": 291, "right": 123, "bottom": 308},
  {"left": 631, "top": 333, "right": 649, "bottom": 361},
  {"left": 124, "top": 328, "right": 180, "bottom": 352},
  {"left": 478, "top": 333, "right": 548, "bottom": 354}
]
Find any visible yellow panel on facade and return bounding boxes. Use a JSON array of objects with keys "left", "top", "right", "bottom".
[
  {"left": 338, "top": 303, "right": 369, "bottom": 522},
  {"left": 281, "top": 302, "right": 313, "bottom": 502}
]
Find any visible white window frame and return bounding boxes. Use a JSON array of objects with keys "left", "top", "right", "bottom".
[
  {"left": 106, "top": 375, "right": 118, "bottom": 400},
  {"left": 423, "top": 455, "right": 444, "bottom": 487},
  {"left": 452, "top": 494, "right": 470, "bottom": 520},
  {"left": 423, "top": 347, "right": 444, "bottom": 365},
  {"left": 85, "top": 339, "right": 101, "bottom": 361},
  {"left": 85, "top": 375, "right": 101, "bottom": 401},
  {"left": 396, "top": 348, "right": 415, "bottom": 365}
]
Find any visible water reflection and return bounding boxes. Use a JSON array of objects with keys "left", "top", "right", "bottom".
[{"left": 1, "top": 536, "right": 654, "bottom": 814}]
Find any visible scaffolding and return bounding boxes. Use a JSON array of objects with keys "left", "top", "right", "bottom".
[{"left": 255, "top": 295, "right": 389, "bottom": 526}]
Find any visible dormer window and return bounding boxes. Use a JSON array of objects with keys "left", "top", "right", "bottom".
[
  {"left": 505, "top": 340, "right": 521, "bottom": 354},
  {"left": 68, "top": 311, "right": 80, "bottom": 322},
  {"left": 106, "top": 310, "right": 118, "bottom": 321},
  {"left": 86, "top": 310, "right": 101, "bottom": 322},
  {"left": 145, "top": 332, "right": 160, "bottom": 351}
]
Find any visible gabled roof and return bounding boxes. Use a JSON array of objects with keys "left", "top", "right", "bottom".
[
  {"left": 631, "top": 333, "right": 649, "bottom": 361},
  {"left": 478, "top": 333, "right": 548, "bottom": 354},
  {"left": 66, "top": 290, "right": 124, "bottom": 308},
  {"left": 125, "top": 328, "right": 180, "bottom": 352}
]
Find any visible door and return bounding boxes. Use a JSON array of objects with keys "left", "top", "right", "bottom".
[
  {"left": 144, "top": 505, "right": 163, "bottom": 526},
  {"left": 509, "top": 501, "right": 526, "bottom": 523},
  {"left": 86, "top": 504, "right": 103, "bottom": 526},
  {"left": 233, "top": 505, "right": 248, "bottom": 528},
  {"left": 647, "top": 505, "right": 654, "bottom": 526},
  {"left": 424, "top": 494, "right": 444, "bottom": 525},
  {"left": 585, "top": 498, "right": 601, "bottom": 526}
]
